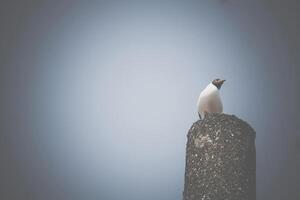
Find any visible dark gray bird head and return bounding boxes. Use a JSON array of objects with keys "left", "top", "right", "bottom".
[{"left": 212, "top": 78, "right": 226, "bottom": 89}]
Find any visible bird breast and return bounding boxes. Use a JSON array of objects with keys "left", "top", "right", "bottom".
[{"left": 197, "top": 83, "right": 223, "bottom": 118}]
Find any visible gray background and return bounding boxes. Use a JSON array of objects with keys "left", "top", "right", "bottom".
[{"left": 1, "top": 0, "right": 299, "bottom": 200}]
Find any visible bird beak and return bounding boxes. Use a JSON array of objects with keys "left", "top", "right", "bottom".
[{"left": 221, "top": 79, "right": 226, "bottom": 84}]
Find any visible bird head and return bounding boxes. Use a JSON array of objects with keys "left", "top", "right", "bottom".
[{"left": 212, "top": 78, "right": 226, "bottom": 89}]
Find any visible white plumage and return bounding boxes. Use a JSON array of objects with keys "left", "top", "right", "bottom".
[{"left": 197, "top": 81, "right": 224, "bottom": 119}]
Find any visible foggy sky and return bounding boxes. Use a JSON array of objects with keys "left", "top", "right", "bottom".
[{"left": 1, "top": 0, "right": 300, "bottom": 200}]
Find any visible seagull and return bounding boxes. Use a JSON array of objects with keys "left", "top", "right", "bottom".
[{"left": 197, "top": 79, "right": 225, "bottom": 119}]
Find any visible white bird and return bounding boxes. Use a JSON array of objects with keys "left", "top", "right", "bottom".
[{"left": 197, "top": 79, "right": 225, "bottom": 119}]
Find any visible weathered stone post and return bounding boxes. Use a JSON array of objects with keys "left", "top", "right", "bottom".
[{"left": 183, "top": 113, "right": 256, "bottom": 200}]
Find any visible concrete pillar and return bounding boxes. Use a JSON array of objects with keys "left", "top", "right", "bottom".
[{"left": 183, "top": 113, "right": 256, "bottom": 200}]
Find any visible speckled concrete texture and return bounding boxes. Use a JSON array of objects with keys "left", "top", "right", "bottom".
[{"left": 183, "top": 113, "right": 256, "bottom": 200}]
